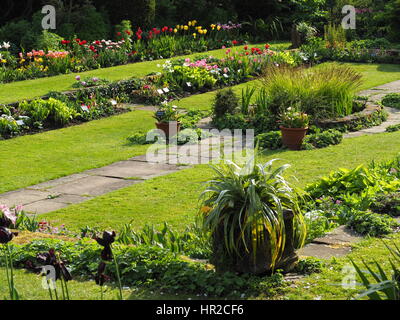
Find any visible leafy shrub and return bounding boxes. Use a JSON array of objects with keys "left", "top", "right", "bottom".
[
  {"left": 304, "top": 129, "right": 343, "bottom": 149},
  {"left": 212, "top": 113, "right": 249, "bottom": 131},
  {"left": 0, "top": 114, "right": 20, "bottom": 138},
  {"left": 256, "top": 131, "right": 282, "bottom": 150},
  {"left": 35, "top": 30, "right": 64, "bottom": 51},
  {"left": 127, "top": 132, "right": 152, "bottom": 145},
  {"left": 19, "top": 98, "right": 75, "bottom": 127},
  {"left": 386, "top": 124, "right": 400, "bottom": 132},
  {"left": 382, "top": 93, "right": 400, "bottom": 110},
  {"left": 212, "top": 89, "right": 240, "bottom": 119},
  {"left": 344, "top": 209, "right": 398, "bottom": 237},
  {"left": 306, "top": 165, "right": 400, "bottom": 200},
  {"left": 370, "top": 193, "right": 400, "bottom": 217},
  {"left": 294, "top": 257, "right": 324, "bottom": 275},
  {"left": 303, "top": 210, "right": 339, "bottom": 243},
  {"left": 179, "top": 110, "right": 207, "bottom": 129}
]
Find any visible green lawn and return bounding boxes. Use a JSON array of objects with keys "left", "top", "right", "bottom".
[
  {"left": 40, "top": 131, "right": 400, "bottom": 232},
  {"left": 0, "top": 110, "right": 154, "bottom": 194},
  {"left": 0, "top": 42, "right": 290, "bottom": 104},
  {"left": 0, "top": 267, "right": 178, "bottom": 300}
]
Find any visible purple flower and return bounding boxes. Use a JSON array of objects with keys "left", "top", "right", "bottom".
[{"left": 75, "top": 75, "right": 81, "bottom": 81}]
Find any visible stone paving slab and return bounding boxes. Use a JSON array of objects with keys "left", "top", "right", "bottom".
[
  {"left": 312, "top": 226, "right": 362, "bottom": 245},
  {"left": 299, "top": 243, "right": 352, "bottom": 260},
  {"left": 298, "top": 226, "right": 363, "bottom": 260},
  {"left": 27, "top": 173, "right": 91, "bottom": 191},
  {"left": 85, "top": 160, "right": 182, "bottom": 179},
  {"left": 48, "top": 175, "right": 138, "bottom": 197},
  {"left": 0, "top": 189, "right": 57, "bottom": 207},
  {"left": 22, "top": 200, "right": 70, "bottom": 214}
]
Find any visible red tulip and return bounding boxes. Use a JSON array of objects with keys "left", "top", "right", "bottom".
[{"left": 265, "top": 43, "right": 270, "bottom": 49}]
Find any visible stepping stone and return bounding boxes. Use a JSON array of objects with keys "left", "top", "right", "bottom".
[
  {"left": 48, "top": 175, "right": 138, "bottom": 197},
  {"left": 299, "top": 243, "right": 352, "bottom": 260},
  {"left": 85, "top": 160, "right": 181, "bottom": 179},
  {"left": 312, "top": 226, "right": 362, "bottom": 245},
  {"left": 0, "top": 189, "right": 53, "bottom": 207}
]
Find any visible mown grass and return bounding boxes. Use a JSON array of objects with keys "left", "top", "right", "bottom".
[
  {"left": 0, "top": 42, "right": 290, "bottom": 104},
  {"left": 0, "top": 110, "right": 154, "bottom": 194},
  {"left": 41, "top": 131, "right": 400, "bottom": 232},
  {"left": 0, "top": 267, "right": 182, "bottom": 300}
]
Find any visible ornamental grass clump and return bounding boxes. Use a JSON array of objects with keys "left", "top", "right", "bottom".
[{"left": 262, "top": 64, "right": 363, "bottom": 120}]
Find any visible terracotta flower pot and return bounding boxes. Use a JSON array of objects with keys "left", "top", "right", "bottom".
[
  {"left": 155, "top": 121, "right": 181, "bottom": 140},
  {"left": 280, "top": 126, "right": 308, "bottom": 151}
]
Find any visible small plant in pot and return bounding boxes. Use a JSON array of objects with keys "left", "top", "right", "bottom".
[
  {"left": 153, "top": 102, "right": 181, "bottom": 140},
  {"left": 279, "top": 107, "right": 309, "bottom": 150},
  {"left": 200, "top": 158, "right": 307, "bottom": 275}
]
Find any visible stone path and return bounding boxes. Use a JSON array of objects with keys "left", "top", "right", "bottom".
[
  {"left": 0, "top": 135, "right": 242, "bottom": 214},
  {"left": 298, "top": 226, "right": 363, "bottom": 260},
  {"left": 345, "top": 80, "right": 400, "bottom": 138}
]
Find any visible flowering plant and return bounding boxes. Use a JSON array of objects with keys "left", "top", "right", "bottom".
[
  {"left": 153, "top": 103, "right": 181, "bottom": 123},
  {"left": 279, "top": 107, "right": 309, "bottom": 128}
]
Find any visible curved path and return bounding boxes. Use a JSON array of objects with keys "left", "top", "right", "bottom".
[{"left": 345, "top": 80, "right": 400, "bottom": 138}]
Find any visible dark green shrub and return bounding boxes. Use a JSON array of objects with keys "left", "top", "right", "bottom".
[
  {"left": 370, "top": 193, "right": 400, "bottom": 217},
  {"left": 212, "top": 114, "right": 249, "bottom": 131},
  {"left": 304, "top": 129, "right": 343, "bottom": 149},
  {"left": 344, "top": 210, "right": 398, "bottom": 237},
  {"left": 99, "top": 0, "right": 155, "bottom": 27},
  {"left": 212, "top": 88, "right": 240, "bottom": 119},
  {"left": 256, "top": 131, "right": 282, "bottom": 150},
  {"left": 294, "top": 257, "right": 324, "bottom": 275},
  {"left": 382, "top": 93, "right": 400, "bottom": 110},
  {"left": 387, "top": 124, "right": 400, "bottom": 132}
]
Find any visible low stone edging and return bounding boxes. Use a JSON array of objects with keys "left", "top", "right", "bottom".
[{"left": 315, "top": 102, "right": 388, "bottom": 132}]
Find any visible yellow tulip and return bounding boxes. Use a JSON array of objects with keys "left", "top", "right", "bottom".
[
  {"left": 188, "top": 21, "right": 192, "bottom": 27},
  {"left": 184, "top": 25, "right": 189, "bottom": 30},
  {"left": 174, "top": 28, "right": 178, "bottom": 33},
  {"left": 217, "top": 25, "right": 221, "bottom": 31},
  {"left": 193, "top": 33, "right": 197, "bottom": 38},
  {"left": 203, "top": 29, "right": 207, "bottom": 34}
]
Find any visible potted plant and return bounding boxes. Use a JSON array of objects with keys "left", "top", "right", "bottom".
[
  {"left": 153, "top": 103, "right": 181, "bottom": 140},
  {"left": 279, "top": 107, "right": 309, "bottom": 150},
  {"left": 200, "top": 159, "right": 306, "bottom": 275}
]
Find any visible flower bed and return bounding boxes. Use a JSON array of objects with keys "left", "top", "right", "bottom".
[
  {"left": 0, "top": 46, "right": 301, "bottom": 140},
  {"left": 0, "top": 20, "right": 249, "bottom": 84}
]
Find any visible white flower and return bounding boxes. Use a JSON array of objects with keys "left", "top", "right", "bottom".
[{"left": 2, "top": 42, "right": 11, "bottom": 49}]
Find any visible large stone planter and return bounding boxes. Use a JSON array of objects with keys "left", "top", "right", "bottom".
[{"left": 210, "top": 210, "right": 299, "bottom": 275}]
